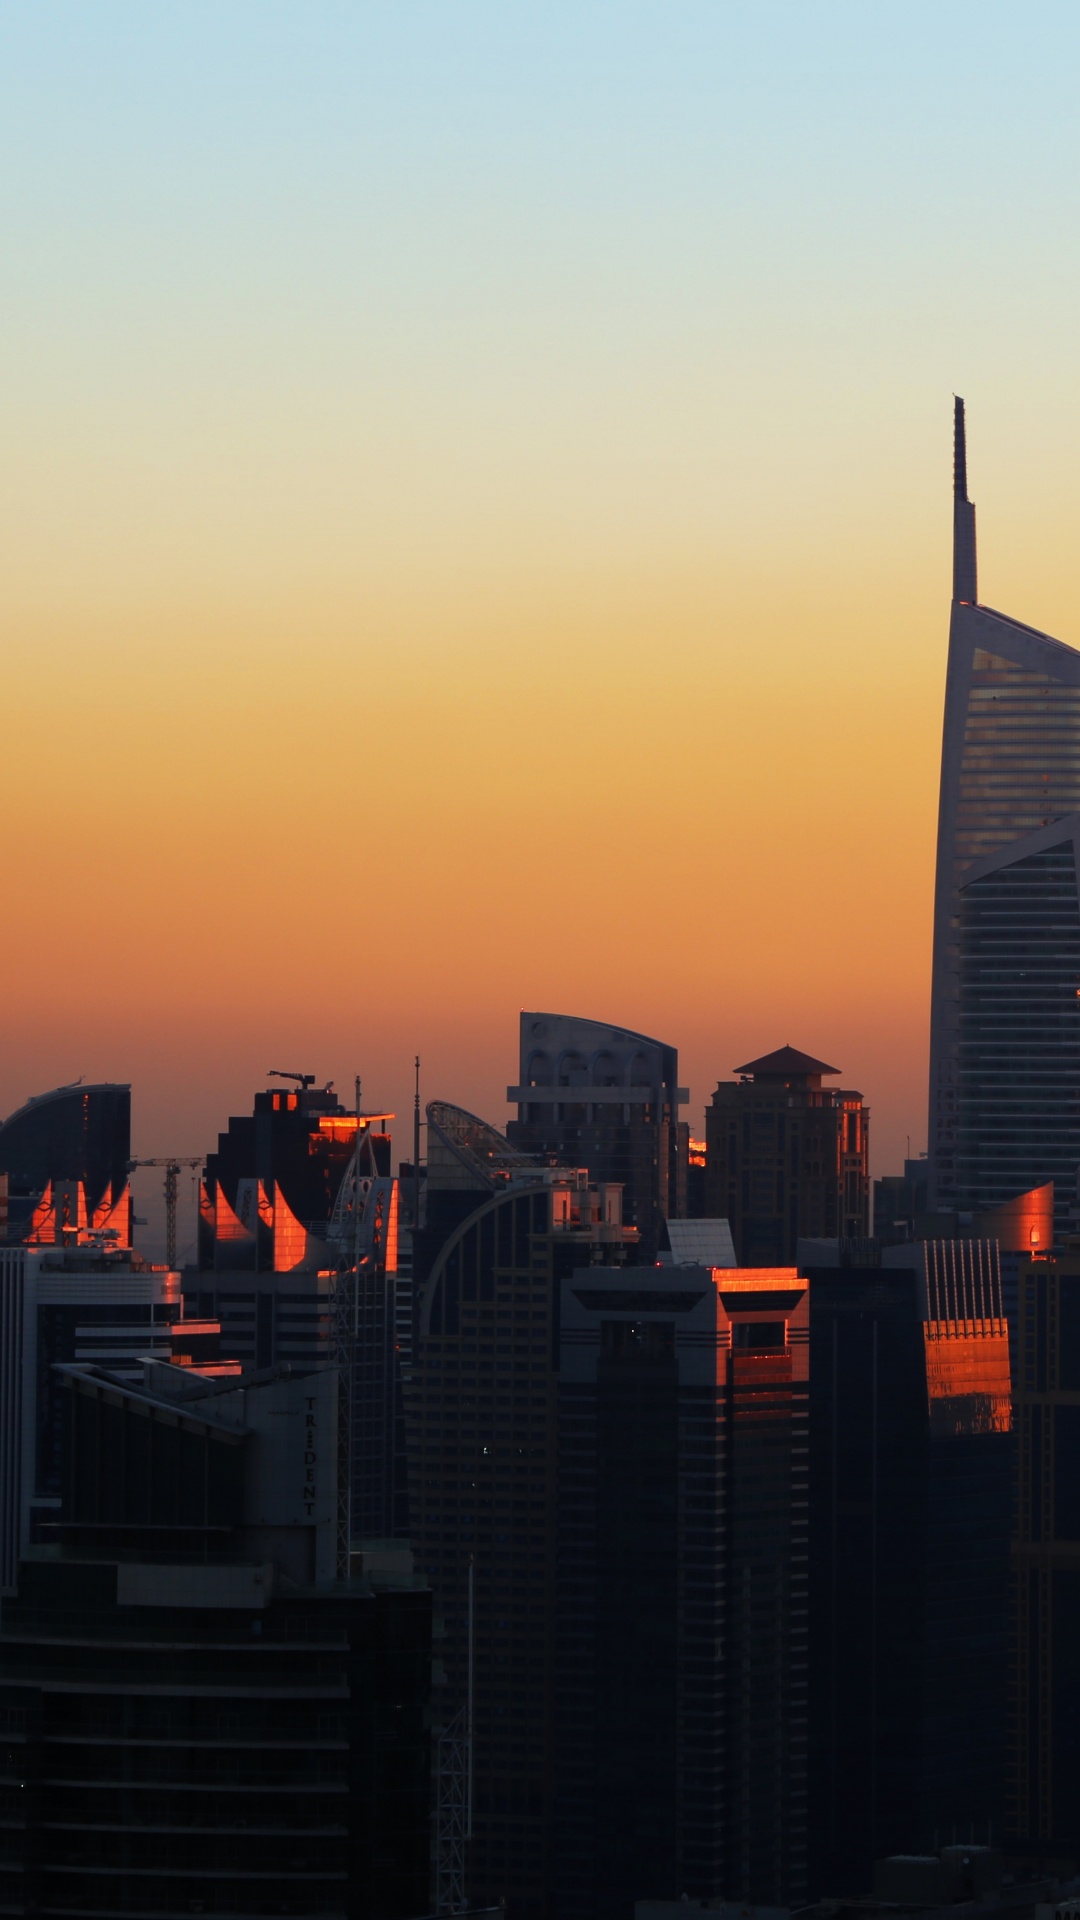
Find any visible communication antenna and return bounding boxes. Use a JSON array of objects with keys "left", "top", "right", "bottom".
[
  {"left": 414, "top": 1056, "right": 422, "bottom": 1231},
  {"left": 330, "top": 1073, "right": 365, "bottom": 1581}
]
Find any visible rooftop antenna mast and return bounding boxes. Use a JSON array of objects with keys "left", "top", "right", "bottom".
[
  {"left": 330, "top": 1073, "right": 364, "bottom": 1582},
  {"left": 953, "top": 395, "right": 978, "bottom": 606},
  {"left": 414, "top": 1056, "right": 422, "bottom": 1232}
]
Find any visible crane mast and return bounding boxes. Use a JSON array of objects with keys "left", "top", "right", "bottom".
[{"left": 127, "top": 1157, "right": 203, "bottom": 1268}]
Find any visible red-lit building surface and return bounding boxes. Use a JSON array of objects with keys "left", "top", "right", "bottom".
[
  {"left": 188, "top": 1080, "right": 405, "bottom": 1539},
  {"left": 195, "top": 1083, "right": 393, "bottom": 1298},
  {"left": 705, "top": 1047, "right": 869, "bottom": 1265},
  {"left": 556, "top": 1263, "right": 810, "bottom": 1915},
  {"left": 0, "top": 1081, "right": 133, "bottom": 1249}
]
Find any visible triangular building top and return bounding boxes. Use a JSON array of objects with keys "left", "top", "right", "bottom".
[
  {"left": 734, "top": 1045, "right": 841, "bottom": 1079},
  {"left": 953, "top": 395, "right": 978, "bottom": 604}
]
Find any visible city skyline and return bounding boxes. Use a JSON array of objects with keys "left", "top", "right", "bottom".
[
  {"left": 8, "top": 362, "right": 1080, "bottom": 1260},
  {"left": 5, "top": 10, "right": 1080, "bottom": 1916},
  {"left": 7, "top": 6, "right": 1080, "bottom": 1198}
]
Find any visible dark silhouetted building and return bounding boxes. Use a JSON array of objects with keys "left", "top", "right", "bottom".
[
  {"left": 873, "top": 1156, "right": 929, "bottom": 1244},
  {"left": 929, "top": 400, "right": 1080, "bottom": 1212},
  {"left": 705, "top": 1046, "right": 869, "bottom": 1266},
  {"left": 807, "top": 1263, "right": 926, "bottom": 1895},
  {"left": 686, "top": 1136, "right": 708, "bottom": 1217},
  {"left": 0, "top": 1081, "right": 131, "bottom": 1247},
  {"left": 1008, "top": 1238, "right": 1080, "bottom": 1855},
  {"left": 808, "top": 1241, "right": 1013, "bottom": 1896},
  {"left": 189, "top": 1080, "right": 404, "bottom": 1538},
  {"left": 0, "top": 1242, "right": 236, "bottom": 1592},
  {"left": 406, "top": 1106, "right": 637, "bottom": 1919},
  {"left": 507, "top": 1012, "right": 687, "bottom": 1255},
  {"left": 0, "top": 1356, "right": 431, "bottom": 1920},
  {"left": 556, "top": 1262, "right": 809, "bottom": 1915}
]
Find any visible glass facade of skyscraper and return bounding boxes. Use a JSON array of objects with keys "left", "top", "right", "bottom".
[
  {"left": 953, "top": 650, "right": 1080, "bottom": 879},
  {"left": 958, "top": 828, "right": 1080, "bottom": 1225},
  {"left": 929, "top": 406, "right": 1080, "bottom": 1210}
]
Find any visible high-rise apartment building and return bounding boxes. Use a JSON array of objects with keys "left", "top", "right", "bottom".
[
  {"left": 506, "top": 1012, "right": 688, "bottom": 1255},
  {"left": 0, "top": 1356, "right": 431, "bottom": 1920},
  {"left": 556, "top": 1261, "right": 810, "bottom": 1916},
  {"left": 929, "top": 400, "right": 1080, "bottom": 1212},
  {"left": 956, "top": 815, "right": 1080, "bottom": 1236},
  {"left": 806, "top": 1263, "right": 926, "bottom": 1894},
  {"left": 808, "top": 1242, "right": 1013, "bottom": 1894},
  {"left": 705, "top": 1046, "right": 869, "bottom": 1266},
  {"left": 1008, "top": 1238, "right": 1080, "bottom": 1853},
  {"left": 890, "top": 1239, "right": 1013, "bottom": 1848},
  {"left": 189, "top": 1080, "right": 404, "bottom": 1537},
  {"left": 0, "top": 1243, "right": 232, "bottom": 1592},
  {"left": 405, "top": 1110, "right": 637, "bottom": 1919}
]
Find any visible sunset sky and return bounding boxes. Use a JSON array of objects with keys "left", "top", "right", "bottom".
[{"left": 4, "top": 2, "right": 1080, "bottom": 1255}]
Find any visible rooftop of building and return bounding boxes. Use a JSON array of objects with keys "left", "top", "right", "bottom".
[
  {"left": 0, "top": 1080, "right": 130, "bottom": 1129},
  {"left": 734, "top": 1044, "right": 841, "bottom": 1081}
]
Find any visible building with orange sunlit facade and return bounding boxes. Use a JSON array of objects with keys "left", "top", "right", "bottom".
[
  {"left": 556, "top": 1262, "right": 809, "bottom": 1914},
  {"left": 686, "top": 1134, "right": 708, "bottom": 1217},
  {"left": 705, "top": 1047, "right": 869, "bottom": 1266},
  {"left": 0, "top": 1081, "right": 132, "bottom": 1249},
  {"left": 188, "top": 1079, "right": 406, "bottom": 1538}
]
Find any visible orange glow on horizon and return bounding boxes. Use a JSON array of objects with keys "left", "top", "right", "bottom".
[{"left": 8, "top": 7, "right": 1080, "bottom": 1189}]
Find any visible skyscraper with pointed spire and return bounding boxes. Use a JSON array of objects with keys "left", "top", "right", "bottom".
[{"left": 929, "top": 401, "right": 1080, "bottom": 1218}]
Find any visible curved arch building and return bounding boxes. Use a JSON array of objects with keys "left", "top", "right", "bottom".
[
  {"left": 0, "top": 1082, "right": 131, "bottom": 1246},
  {"left": 507, "top": 1011, "right": 688, "bottom": 1255}
]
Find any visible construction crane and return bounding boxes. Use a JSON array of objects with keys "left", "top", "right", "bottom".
[{"left": 127, "top": 1158, "right": 203, "bottom": 1269}]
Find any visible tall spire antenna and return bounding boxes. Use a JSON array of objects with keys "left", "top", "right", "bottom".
[
  {"left": 413, "top": 1055, "right": 422, "bottom": 1234},
  {"left": 952, "top": 395, "right": 978, "bottom": 604}
]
